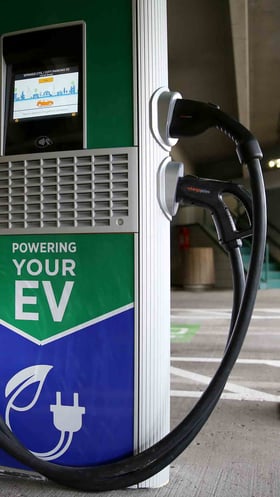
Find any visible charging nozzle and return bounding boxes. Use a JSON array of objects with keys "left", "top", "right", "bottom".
[
  {"left": 176, "top": 175, "right": 253, "bottom": 251},
  {"left": 162, "top": 96, "right": 263, "bottom": 164}
]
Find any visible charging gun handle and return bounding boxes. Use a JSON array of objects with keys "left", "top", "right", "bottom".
[
  {"left": 176, "top": 175, "right": 253, "bottom": 252},
  {"left": 169, "top": 99, "right": 263, "bottom": 165}
]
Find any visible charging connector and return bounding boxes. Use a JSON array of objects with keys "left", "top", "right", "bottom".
[
  {"left": 50, "top": 392, "right": 85, "bottom": 433},
  {"left": 176, "top": 175, "right": 253, "bottom": 251}
]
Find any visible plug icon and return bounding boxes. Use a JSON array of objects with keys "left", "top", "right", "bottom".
[{"left": 50, "top": 392, "right": 85, "bottom": 433}]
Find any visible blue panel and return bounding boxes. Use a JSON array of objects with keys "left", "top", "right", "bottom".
[{"left": 0, "top": 308, "right": 134, "bottom": 469}]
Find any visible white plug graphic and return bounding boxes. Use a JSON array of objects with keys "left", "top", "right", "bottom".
[{"left": 50, "top": 392, "right": 85, "bottom": 433}]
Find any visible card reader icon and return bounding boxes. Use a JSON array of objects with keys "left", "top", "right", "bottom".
[{"left": 35, "top": 136, "right": 53, "bottom": 148}]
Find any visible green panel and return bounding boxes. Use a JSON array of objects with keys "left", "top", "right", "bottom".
[
  {"left": 0, "top": 0, "right": 134, "bottom": 148},
  {"left": 0, "top": 233, "right": 134, "bottom": 341}
]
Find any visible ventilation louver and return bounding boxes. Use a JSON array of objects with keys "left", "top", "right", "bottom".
[{"left": 0, "top": 148, "right": 138, "bottom": 233}]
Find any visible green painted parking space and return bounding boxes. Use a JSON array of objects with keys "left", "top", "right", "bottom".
[{"left": 171, "top": 324, "right": 200, "bottom": 343}]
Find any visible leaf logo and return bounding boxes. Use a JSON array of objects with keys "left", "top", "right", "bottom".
[{"left": 5, "top": 365, "right": 53, "bottom": 429}]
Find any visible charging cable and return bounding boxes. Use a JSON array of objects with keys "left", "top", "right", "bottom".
[{"left": 0, "top": 97, "right": 266, "bottom": 491}]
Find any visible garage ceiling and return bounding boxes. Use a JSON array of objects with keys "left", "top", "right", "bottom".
[{"left": 167, "top": 0, "right": 280, "bottom": 182}]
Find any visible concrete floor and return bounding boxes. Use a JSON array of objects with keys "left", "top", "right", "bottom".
[{"left": 0, "top": 288, "right": 279, "bottom": 496}]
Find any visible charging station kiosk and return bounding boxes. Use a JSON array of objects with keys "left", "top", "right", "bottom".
[{"left": 0, "top": 1, "right": 175, "bottom": 488}]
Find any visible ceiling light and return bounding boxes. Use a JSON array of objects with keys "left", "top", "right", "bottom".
[
  {"left": 267, "top": 158, "right": 280, "bottom": 168},
  {"left": 268, "top": 160, "right": 275, "bottom": 167}
]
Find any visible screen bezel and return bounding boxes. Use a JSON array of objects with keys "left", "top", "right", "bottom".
[{"left": 2, "top": 21, "right": 86, "bottom": 155}]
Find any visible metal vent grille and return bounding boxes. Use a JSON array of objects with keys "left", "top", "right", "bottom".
[{"left": 0, "top": 147, "right": 138, "bottom": 233}]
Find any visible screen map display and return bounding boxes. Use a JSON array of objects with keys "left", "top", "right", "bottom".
[{"left": 13, "top": 67, "right": 79, "bottom": 120}]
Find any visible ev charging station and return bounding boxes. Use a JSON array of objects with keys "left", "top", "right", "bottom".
[
  {"left": 0, "top": 0, "right": 267, "bottom": 492},
  {"left": 0, "top": 0, "right": 174, "bottom": 488}
]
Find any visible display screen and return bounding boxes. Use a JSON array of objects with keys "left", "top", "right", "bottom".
[{"left": 13, "top": 67, "right": 79, "bottom": 120}]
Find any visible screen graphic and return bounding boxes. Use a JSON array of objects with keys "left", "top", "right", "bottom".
[{"left": 13, "top": 67, "right": 79, "bottom": 120}]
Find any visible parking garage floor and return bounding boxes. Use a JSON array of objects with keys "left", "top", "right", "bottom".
[{"left": 0, "top": 287, "right": 279, "bottom": 496}]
